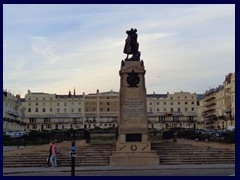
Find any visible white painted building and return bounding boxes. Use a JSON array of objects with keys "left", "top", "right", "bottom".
[
  {"left": 3, "top": 73, "right": 234, "bottom": 132},
  {"left": 146, "top": 91, "right": 200, "bottom": 130},
  {"left": 3, "top": 90, "right": 26, "bottom": 132}
]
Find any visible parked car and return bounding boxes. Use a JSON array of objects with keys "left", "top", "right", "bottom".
[{"left": 6, "top": 131, "right": 27, "bottom": 138}]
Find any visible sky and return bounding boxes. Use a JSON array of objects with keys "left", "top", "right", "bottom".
[{"left": 3, "top": 4, "right": 235, "bottom": 97}]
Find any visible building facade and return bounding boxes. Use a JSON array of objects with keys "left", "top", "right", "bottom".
[
  {"left": 21, "top": 89, "right": 201, "bottom": 131},
  {"left": 23, "top": 89, "right": 118, "bottom": 131},
  {"left": 3, "top": 72, "right": 235, "bottom": 132},
  {"left": 3, "top": 90, "right": 26, "bottom": 132},
  {"left": 147, "top": 92, "right": 200, "bottom": 130},
  {"left": 199, "top": 73, "right": 235, "bottom": 130}
]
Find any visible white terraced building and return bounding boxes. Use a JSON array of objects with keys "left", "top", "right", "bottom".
[
  {"left": 3, "top": 72, "right": 235, "bottom": 132},
  {"left": 19, "top": 89, "right": 201, "bottom": 131}
]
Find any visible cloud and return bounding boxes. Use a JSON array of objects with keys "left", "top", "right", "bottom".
[
  {"left": 140, "top": 32, "right": 178, "bottom": 43},
  {"left": 3, "top": 4, "right": 235, "bottom": 97},
  {"left": 30, "top": 36, "right": 57, "bottom": 64}
]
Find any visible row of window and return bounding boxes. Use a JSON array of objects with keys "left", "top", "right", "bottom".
[
  {"left": 30, "top": 101, "right": 117, "bottom": 106},
  {"left": 29, "top": 123, "right": 116, "bottom": 130},
  {"left": 85, "top": 108, "right": 117, "bottom": 112},
  {"left": 156, "top": 116, "right": 194, "bottom": 122},
  {"left": 28, "top": 122, "right": 117, "bottom": 130},
  {"left": 57, "top": 102, "right": 82, "bottom": 106},
  {"left": 27, "top": 96, "right": 118, "bottom": 101},
  {"left": 28, "top": 101, "right": 197, "bottom": 106},
  {"left": 148, "top": 107, "right": 195, "bottom": 112},
  {"left": 148, "top": 101, "right": 195, "bottom": 105},
  {"left": 29, "top": 117, "right": 118, "bottom": 123},
  {"left": 150, "top": 123, "right": 195, "bottom": 129},
  {"left": 29, "top": 102, "right": 82, "bottom": 106},
  {"left": 28, "top": 97, "right": 82, "bottom": 101},
  {"left": 29, "top": 116, "right": 194, "bottom": 123},
  {"left": 28, "top": 97, "right": 84, "bottom": 102},
  {"left": 30, "top": 118, "right": 81, "bottom": 123},
  {"left": 29, "top": 107, "right": 195, "bottom": 113},
  {"left": 85, "top": 102, "right": 118, "bottom": 106},
  {"left": 28, "top": 97, "right": 53, "bottom": 101},
  {"left": 37, "top": 123, "right": 117, "bottom": 130},
  {"left": 29, "top": 120, "right": 195, "bottom": 130},
  {"left": 150, "top": 96, "right": 196, "bottom": 100},
  {"left": 86, "top": 96, "right": 118, "bottom": 99},
  {"left": 28, "top": 108, "right": 82, "bottom": 113},
  {"left": 28, "top": 108, "right": 117, "bottom": 113},
  {"left": 28, "top": 96, "right": 197, "bottom": 101}
]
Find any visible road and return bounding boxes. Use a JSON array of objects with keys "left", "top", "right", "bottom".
[{"left": 5, "top": 168, "right": 235, "bottom": 176}]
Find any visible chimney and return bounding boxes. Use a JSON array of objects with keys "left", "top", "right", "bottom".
[{"left": 16, "top": 94, "right": 21, "bottom": 101}]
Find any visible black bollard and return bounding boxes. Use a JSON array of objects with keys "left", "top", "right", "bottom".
[
  {"left": 84, "top": 130, "right": 90, "bottom": 143},
  {"left": 116, "top": 127, "right": 119, "bottom": 140},
  {"left": 24, "top": 138, "right": 26, "bottom": 148},
  {"left": 71, "top": 132, "right": 76, "bottom": 176}
]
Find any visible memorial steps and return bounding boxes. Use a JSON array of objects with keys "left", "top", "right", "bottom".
[
  {"left": 3, "top": 144, "right": 115, "bottom": 168},
  {"left": 3, "top": 141, "right": 235, "bottom": 167},
  {"left": 151, "top": 141, "right": 235, "bottom": 165}
]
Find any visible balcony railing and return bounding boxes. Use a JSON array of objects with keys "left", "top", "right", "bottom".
[
  {"left": 204, "top": 102, "right": 216, "bottom": 107},
  {"left": 204, "top": 96, "right": 215, "bottom": 102}
]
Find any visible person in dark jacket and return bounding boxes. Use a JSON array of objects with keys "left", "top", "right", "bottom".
[{"left": 46, "top": 142, "right": 52, "bottom": 167}]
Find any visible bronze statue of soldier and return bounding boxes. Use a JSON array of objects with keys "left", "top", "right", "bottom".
[{"left": 123, "top": 28, "right": 140, "bottom": 61}]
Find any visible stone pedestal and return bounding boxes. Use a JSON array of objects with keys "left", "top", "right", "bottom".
[
  {"left": 110, "top": 152, "right": 159, "bottom": 166},
  {"left": 110, "top": 60, "right": 159, "bottom": 166}
]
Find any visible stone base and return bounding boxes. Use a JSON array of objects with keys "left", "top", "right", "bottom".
[{"left": 110, "top": 152, "right": 159, "bottom": 166}]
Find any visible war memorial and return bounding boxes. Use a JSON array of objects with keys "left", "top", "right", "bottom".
[
  {"left": 3, "top": 29, "right": 235, "bottom": 176},
  {"left": 110, "top": 28, "right": 159, "bottom": 166}
]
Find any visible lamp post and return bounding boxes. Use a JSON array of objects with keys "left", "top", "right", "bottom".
[{"left": 71, "top": 131, "right": 76, "bottom": 176}]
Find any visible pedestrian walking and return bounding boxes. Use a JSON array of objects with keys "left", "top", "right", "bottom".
[
  {"left": 50, "top": 141, "right": 59, "bottom": 167},
  {"left": 46, "top": 142, "right": 52, "bottom": 167}
]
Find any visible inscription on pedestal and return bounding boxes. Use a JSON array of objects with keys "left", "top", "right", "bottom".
[{"left": 122, "top": 98, "right": 144, "bottom": 118}]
